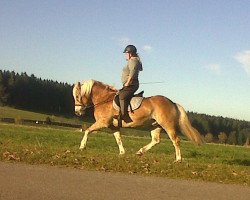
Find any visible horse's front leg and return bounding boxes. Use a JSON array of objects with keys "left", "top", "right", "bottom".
[
  {"left": 79, "top": 129, "right": 90, "bottom": 150},
  {"left": 79, "top": 122, "right": 105, "bottom": 150},
  {"left": 113, "top": 131, "right": 125, "bottom": 155}
]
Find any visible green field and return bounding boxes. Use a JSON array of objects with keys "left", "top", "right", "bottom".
[
  {"left": 0, "top": 122, "right": 249, "bottom": 186},
  {"left": 0, "top": 106, "right": 85, "bottom": 125},
  {"left": 0, "top": 106, "right": 249, "bottom": 185}
]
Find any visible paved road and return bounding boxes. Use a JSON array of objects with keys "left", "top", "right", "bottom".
[{"left": 0, "top": 162, "right": 249, "bottom": 200}]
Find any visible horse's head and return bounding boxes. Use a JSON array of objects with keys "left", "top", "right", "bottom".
[{"left": 72, "top": 80, "right": 94, "bottom": 116}]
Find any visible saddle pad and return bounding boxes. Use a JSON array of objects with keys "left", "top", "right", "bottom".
[{"left": 113, "top": 97, "right": 144, "bottom": 112}]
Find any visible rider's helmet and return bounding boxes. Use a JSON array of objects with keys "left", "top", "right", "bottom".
[{"left": 123, "top": 45, "right": 137, "bottom": 55}]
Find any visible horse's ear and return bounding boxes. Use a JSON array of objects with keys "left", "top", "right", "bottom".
[{"left": 76, "top": 82, "right": 81, "bottom": 88}]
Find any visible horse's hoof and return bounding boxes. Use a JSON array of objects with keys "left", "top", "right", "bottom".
[
  {"left": 79, "top": 147, "right": 86, "bottom": 151},
  {"left": 173, "top": 160, "right": 182, "bottom": 164},
  {"left": 136, "top": 151, "right": 143, "bottom": 156}
]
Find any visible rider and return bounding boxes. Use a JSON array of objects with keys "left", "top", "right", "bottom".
[{"left": 119, "top": 45, "right": 143, "bottom": 123}]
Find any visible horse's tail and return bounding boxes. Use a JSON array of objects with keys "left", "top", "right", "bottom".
[{"left": 176, "top": 104, "right": 204, "bottom": 145}]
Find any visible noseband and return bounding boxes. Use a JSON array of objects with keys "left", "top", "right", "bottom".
[
  {"left": 75, "top": 102, "right": 88, "bottom": 111},
  {"left": 75, "top": 103, "right": 84, "bottom": 107}
]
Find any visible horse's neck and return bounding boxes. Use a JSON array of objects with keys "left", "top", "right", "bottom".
[{"left": 91, "top": 84, "right": 116, "bottom": 105}]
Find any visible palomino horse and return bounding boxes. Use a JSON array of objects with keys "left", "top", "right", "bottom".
[{"left": 73, "top": 80, "right": 204, "bottom": 162}]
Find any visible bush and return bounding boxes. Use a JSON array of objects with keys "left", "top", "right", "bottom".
[
  {"left": 45, "top": 116, "right": 52, "bottom": 125},
  {"left": 15, "top": 116, "right": 22, "bottom": 125},
  {"left": 218, "top": 132, "right": 227, "bottom": 144}
]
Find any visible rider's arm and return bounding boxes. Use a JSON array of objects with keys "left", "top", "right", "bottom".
[
  {"left": 124, "top": 76, "right": 132, "bottom": 86},
  {"left": 125, "top": 59, "right": 138, "bottom": 86}
]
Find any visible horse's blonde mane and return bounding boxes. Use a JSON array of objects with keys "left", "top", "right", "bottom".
[
  {"left": 81, "top": 80, "right": 94, "bottom": 98},
  {"left": 80, "top": 79, "right": 117, "bottom": 99},
  {"left": 102, "top": 82, "right": 117, "bottom": 92}
]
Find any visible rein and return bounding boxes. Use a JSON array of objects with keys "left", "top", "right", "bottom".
[
  {"left": 76, "top": 96, "right": 114, "bottom": 110},
  {"left": 90, "top": 98, "right": 114, "bottom": 109}
]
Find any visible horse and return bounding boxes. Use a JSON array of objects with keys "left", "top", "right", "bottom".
[{"left": 72, "top": 80, "right": 204, "bottom": 162}]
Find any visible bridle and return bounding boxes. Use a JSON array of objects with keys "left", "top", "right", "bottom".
[
  {"left": 74, "top": 101, "right": 88, "bottom": 111},
  {"left": 74, "top": 92, "right": 89, "bottom": 111},
  {"left": 75, "top": 95, "right": 114, "bottom": 111}
]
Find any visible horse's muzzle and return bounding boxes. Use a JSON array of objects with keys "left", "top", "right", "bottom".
[{"left": 75, "top": 106, "right": 86, "bottom": 116}]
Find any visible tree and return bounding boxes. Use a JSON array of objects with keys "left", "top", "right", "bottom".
[
  {"left": 240, "top": 128, "right": 250, "bottom": 146},
  {"left": 205, "top": 133, "right": 213, "bottom": 143},
  {"left": 6, "top": 71, "right": 16, "bottom": 105},
  {"left": 245, "top": 137, "right": 250, "bottom": 147},
  {"left": 218, "top": 132, "right": 227, "bottom": 144},
  {"left": 228, "top": 131, "right": 237, "bottom": 145},
  {"left": 237, "top": 131, "right": 245, "bottom": 145},
  {"left": 0, "top": 71, "right": 7, "bottom": 105}
]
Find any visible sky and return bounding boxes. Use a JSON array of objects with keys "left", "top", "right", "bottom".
[{"left": 0, "top": 0, "right": 250, "bottom": 121}]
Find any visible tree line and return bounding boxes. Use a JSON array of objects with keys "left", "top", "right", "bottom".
[
  {"left": 0, "top": 70, "right": 249, "bottom": 145},
  {"left": 188, "top": 112, "right": 249, "bottom": 145},
  {"left": 0, "top": 70, "right": 73, "bottom": 115}
]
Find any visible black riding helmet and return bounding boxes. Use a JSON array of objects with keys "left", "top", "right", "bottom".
[{"left": 123, "top": 45, "right": 137, "bottom": 55}]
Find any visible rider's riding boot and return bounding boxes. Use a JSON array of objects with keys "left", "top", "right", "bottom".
[
  {"left": 120, "top": 99, "right": 133, "bottom": 123},
  {"left": 118, "top": 113, "right": 122, "bottom": 127}
]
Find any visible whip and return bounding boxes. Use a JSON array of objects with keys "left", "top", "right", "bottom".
[{"left": 139, "top": 81, "right": 165, "bottom": 85}]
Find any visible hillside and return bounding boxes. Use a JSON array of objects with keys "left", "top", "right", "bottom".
[{"left": 0, "top": 106, "right": 83, "bottom": 125}]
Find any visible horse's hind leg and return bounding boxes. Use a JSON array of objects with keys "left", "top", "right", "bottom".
[
  {"left": 162, "top": 124, "right": 182, "bottom": 162},
  {"left": 136, "top": 127, "right": 161, "bottom": 155}
]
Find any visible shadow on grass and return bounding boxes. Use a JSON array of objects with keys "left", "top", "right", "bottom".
[
  {"left": 224, "top": 159, "right": 250, "bottom": 166},
  {"left": 185, "top": 150, "right": 204, "bottom": 158}
]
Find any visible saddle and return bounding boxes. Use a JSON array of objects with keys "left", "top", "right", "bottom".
[{"left": 113, "top": 91, "right": 144, "bottom": 112}]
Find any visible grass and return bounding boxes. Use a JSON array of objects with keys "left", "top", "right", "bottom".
[
  {"left": 0, "top": 106, "right": 85, "bottom": 125},
  {"left": 0, "top": 122, "right": 249, "bottom": 186}
]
